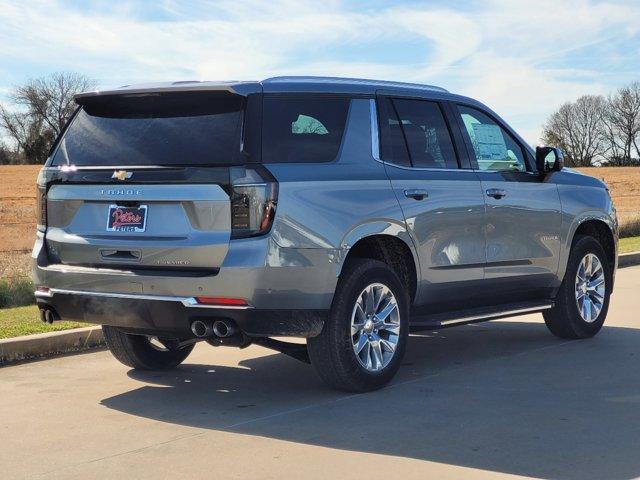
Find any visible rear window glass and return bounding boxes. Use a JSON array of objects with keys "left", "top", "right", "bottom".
[
  {"left": 52, "top": 92, "right": 244, "bottom": 167},
  {"left": 262, "top": 96, "right": 350, "bottom": 163}
]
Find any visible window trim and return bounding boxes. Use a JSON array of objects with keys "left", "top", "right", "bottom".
[
  {"left": 454, "top": 102, "right": 533, "bottom": 174},
  {"left": 374, "top": 95, "right": 463, "bottom": 171}
]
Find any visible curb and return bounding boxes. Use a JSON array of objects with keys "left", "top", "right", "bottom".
[
  {"left": 619, "top": 252, "right": 640, "bottom": 268},
  {"left": 0, "top": 326, "right": 104, "bottom": 366}
]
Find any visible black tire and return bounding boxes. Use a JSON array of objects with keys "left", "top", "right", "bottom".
[
  {"left": 544, "top": 234, "right": 612, "bottom": 339},
  {"left": 307, "top": 259, "right": 409, "bottom": 392},
  {"left": 102, "top": 325, "right": 194, "bottom": 370}
]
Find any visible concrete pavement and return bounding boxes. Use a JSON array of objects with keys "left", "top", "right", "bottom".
[{"left": 2, "top": 266, "right": 640, "bottom": 479}]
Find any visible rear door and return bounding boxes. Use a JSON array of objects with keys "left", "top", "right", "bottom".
[
  {"left": 377, "top": 96, "right": 486, "bottom": 312},
  {"left": 453, "top": 103, "right": 562, "bottom": 296},
  {"left": 43, "top": 90, "right": 247, "bottom": 271}
]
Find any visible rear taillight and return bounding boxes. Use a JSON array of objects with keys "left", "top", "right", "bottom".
[
  {"left": 230, "top": 166, "right": 278, "bottom": 239},
  {"left": 36, "top": 169, "right": 47, "bottom": 231}
]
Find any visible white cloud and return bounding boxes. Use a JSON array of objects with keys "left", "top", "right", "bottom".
[{"left": 0, "top": 0, "right": 639, "bottom": 142}]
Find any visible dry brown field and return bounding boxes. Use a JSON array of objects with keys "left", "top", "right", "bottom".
[
  {"left": 0, "top": 165, "right": 639, "bottom": 279},
  {"left": 0, "top": 165, "right": 41, "bottom": 279},
  {"left": 575, "top": 167, "right": 640, "bottom": 237}
]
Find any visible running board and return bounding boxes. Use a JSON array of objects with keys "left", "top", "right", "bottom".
[{"left": 410, "top": 300, "right": 554, "bottom": 331}]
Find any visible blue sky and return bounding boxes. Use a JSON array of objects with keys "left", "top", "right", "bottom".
[{"left": 1, "top": 0, "right": 639, "bottom": 143}]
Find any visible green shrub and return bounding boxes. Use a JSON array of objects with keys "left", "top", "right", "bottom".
[
  {"left": 620, "top": 216, "right": 640, "bottom": 239},
  {"left": 0, "top": 277, "right": 35, "bottom": 308}
]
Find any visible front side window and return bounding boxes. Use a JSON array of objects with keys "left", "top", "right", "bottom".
[
  {"left": 262, "top": 96, "right": 350, "bottom": 163},
  {"left": 457, "top": 105, "right": 527, "bottom": 172}
]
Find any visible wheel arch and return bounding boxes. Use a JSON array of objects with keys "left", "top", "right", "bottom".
[
  {"left": 564, "top": 217, "right": 617, "bottom": 285},
  {"left": 338, "top": 227, "right": 419, "bottom": 304}
]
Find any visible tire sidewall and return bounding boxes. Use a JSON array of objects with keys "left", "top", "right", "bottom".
[
  {"left": 329, "top": 260, "right": 409, "bottom": 388},
  {"left": 562, "top": 236, "right": 612, "bottom": 337}
]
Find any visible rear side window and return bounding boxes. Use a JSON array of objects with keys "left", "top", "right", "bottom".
[
  {"left": 52, "top": 92, "right": 244, "bottom": 167},
  {"left": 379, "top": 98, "right": 458, "bottom": 169},
  {"left": 391, "top": 99, "right": 458, "bottom": 169},
  {"left": 262, "top": 96, "right": 350, "bottom": 163}
]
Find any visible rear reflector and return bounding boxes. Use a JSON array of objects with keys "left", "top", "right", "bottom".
[{"left": 194, "top": 296, "right": 248, "bottom": 306}]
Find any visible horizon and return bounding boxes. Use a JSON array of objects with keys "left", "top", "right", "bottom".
[{"left": 1, "top": 0, "right": 640, "bottom": 144}]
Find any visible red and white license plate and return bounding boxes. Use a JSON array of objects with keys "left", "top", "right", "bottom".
[{"left": 106, "top": 205, "right": 148, "bottom": 232}]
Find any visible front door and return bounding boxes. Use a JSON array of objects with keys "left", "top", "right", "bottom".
[
  {"left": 376, "top": 96, "right": 486, "bottom": 312},
  {"left": 454, "top": 104, "right": 562, "bottom": 299}
]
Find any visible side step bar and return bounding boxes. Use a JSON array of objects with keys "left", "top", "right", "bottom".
[{"left": 410, "top": 300, "right": 554, "bottom": 331}]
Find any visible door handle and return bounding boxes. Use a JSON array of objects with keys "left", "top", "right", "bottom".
[
  {"left": 486, "top": 188, "right": 507, "bottom": 199},
  {"left": 404, "top": 189, "right": 428, "bottom": 200}
]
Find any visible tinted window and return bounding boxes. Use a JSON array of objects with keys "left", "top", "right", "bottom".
[
  {"left": 392, "top": 99, "right": 458, "bottom": 169},
  {"left": 457, "top": 105, "right": 527, "bottom": 172},
  {"left": 378, "top": 97, "right": 411, "bottom": 167},
  {"left": 52, "top": 92, "right": 244, "bottom": 167},
  {"left": 262, "top": 96, "right": 350, "bottom": 163}
]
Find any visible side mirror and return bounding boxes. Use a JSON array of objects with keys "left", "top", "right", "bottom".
[{"left": 536, "top": 146, "right": 564, "bottom": 175}]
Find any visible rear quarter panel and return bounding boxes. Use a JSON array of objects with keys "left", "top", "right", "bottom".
[{"left": 266, "top": 98, "right": 416, "bottom": 278}]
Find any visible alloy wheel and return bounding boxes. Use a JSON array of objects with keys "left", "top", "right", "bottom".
[
  {"left": 574, "top": 253, "right": 606, "bottom": 323},
  {"left": 350, "top": 283, "right": 401, "bottom": 372}
]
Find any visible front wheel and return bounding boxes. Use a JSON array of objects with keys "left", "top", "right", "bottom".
[
  {"left": 102, "top": 325, "right": 194, "bottom": 370},
  {"left": 307, "top": 259, "right": 409, "bottom": 392},
  {"left": 544, "top": 235, "right": 612, "bottom": 339}
]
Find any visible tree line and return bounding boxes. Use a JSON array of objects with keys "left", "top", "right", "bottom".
[
  {"left": 2, "top": 72, "right": 639, "bottom": 167},
  {"left": 542, "top": 81, "right": 640, "bottom": 167},
  {"left": 0, "top": 72, "right": 95, "bottom": 165}
]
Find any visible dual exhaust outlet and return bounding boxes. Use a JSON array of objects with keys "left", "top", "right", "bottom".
[
  {"left": 191, "top": 319, "right": 237, "bottom": 339},
  {"left": 39, "top": 307, "right": 60, "bottom": 324}
]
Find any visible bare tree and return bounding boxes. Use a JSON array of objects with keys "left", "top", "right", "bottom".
[
  {"left": 11, "top": 72, "right": 96, "bottom": 138},
  {"left": 602, "top": 82, "right": 640, "bottom": 166},
  {"left": 0, "top": 72, "right": 96, "bottom": 163},
  {"left": 541, "top": 95, "right": 607, "bottom": 167}
]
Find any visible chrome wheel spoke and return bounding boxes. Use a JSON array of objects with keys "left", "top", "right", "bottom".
[
  {"left": 582, "top": 297, "right": 592, "bottom": 323},
  {"left": 351, "top": 320, "right": 366, "bottom": 336},
  {"left": 364, "top": 343, "right": 373, "bottom": 370},
  {"left": 376, "top": 300, "right": 396, "bottom": 322},
  {"left": 371, "top": 341, "right": 384, "bottom": 370},
  {"left": 354, "top": 334, "right": 368, "bottom": 354},
  {"left": 381, "top": 321, "right": 400, "bottom": 335},
  {"left": 380, "top": 338, "right": 396, "bottom": 354},
  {"left": 363, "top": 287, "right": 375, "bottom": 315}
]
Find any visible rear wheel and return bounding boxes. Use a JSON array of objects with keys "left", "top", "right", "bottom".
[
  {"left": 307, "top": 259, "right": 409, "bottom": 392},
  {"left": 102, "top": 325, "right": 194, "bottom": 370},
  {"left": 544, "top": 235, "right": 612, "bottom": 339}
]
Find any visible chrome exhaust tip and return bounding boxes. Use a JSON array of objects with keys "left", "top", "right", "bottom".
[
  {"left": 39, "top": 307, "right": 58, "bottom": 324},
  {"left": 191, "top": 320, "right": 213, "bottom": 338},
  {"left": 213, "top": 320, "right": 236, "bottom": 338}
]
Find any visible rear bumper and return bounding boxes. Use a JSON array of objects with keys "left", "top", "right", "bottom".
[
  {"left": 36, "top": 289, "right": 326, "bottom": 338},
  {"left": 32, "top": 232, "right": 338, "bottom": 337}
]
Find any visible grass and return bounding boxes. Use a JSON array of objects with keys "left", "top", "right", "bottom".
[
  {"left": 0, "top": 305, "right": 89, "bottom": 339},
  {"left": 620, "top": 236, "right": 640, "bottom": 255},
  {"left": 619, "top": 216, "right": 640, "bottom": 239},
  {"left": 0, "top": 277, "right": 35, "bottom": 308}
]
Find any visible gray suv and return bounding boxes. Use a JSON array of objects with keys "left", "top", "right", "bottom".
[{"left": 33, "top": 76, "right": 618, "bottom": 391}]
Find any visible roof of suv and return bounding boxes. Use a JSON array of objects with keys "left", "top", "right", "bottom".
[{"left": 75, "top": 76, "right": 451, "bottom": 100}]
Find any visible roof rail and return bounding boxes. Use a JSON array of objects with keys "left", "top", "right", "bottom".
[{"left": 262, "top": 76, "right": 449, "bottom": 93}]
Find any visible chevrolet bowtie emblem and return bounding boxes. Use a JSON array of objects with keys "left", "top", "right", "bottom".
[{"left": 112, "top": 170, "right": 133, "bottom": 181}]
